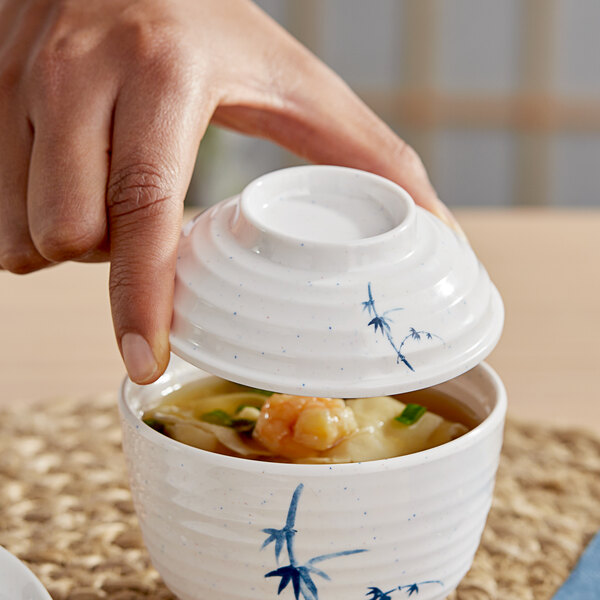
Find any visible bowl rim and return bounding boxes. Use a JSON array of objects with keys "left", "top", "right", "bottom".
[{"left": 118, "top": 361, "right": 506, "bottom": 476}]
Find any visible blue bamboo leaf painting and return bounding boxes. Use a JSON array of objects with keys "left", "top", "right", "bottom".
[
  {"left": 262, "top": 484, "right": 367, "bottom": 600},
  {"left": 260, "top": 484, "right": 444, "bottom": 599},
  {"left": 366, "top": 586, "right": 396, "bottom": 599},
  {"left": 404, "top": 583, "right": 420, "bottom": 597},
  {"left": 365, "top": 581, "right": 444, "bottom": 598},
  {"left": 363, "top": 283, "right": 443, "bottom": 370}
]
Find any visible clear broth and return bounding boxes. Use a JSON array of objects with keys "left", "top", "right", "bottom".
[
  {"left": 393, "top": 388, "right": 481, "bottom": 430},
  {"left": 144, "top": 379, "right": 480, "bottom": 463}
]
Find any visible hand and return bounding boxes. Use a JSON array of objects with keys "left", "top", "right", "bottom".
[{"left": 0, "top": 0, "right": 461, "bottom": 384}]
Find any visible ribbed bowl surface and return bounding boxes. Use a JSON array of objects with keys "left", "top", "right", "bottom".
[{"left": 119, "top": 358, "right": 506, "bottom": 600}]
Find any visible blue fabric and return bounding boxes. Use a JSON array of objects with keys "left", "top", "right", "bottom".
[{"left": 552, "top": 531, "right": 600, "bottom": 599}]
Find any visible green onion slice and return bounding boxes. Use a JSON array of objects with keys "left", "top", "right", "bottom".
[
  {"left": 242, "top": 386, "right": 274, "bottom": 397},
  {"left": 201, "top": 409, "right": 233, "bottom": 427},
  {"left": 142, "top": 418, "right": 165, "bottom": 433},
  {"left": 395, "top": 403, "right": 427, "bottom": 426},
  {"left": 231, "top": 419, "right": 256, "bottom": 434}
]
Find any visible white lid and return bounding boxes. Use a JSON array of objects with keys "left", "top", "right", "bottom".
[{"left": 170, "top": 166, "right": 503, "bottom": 397}]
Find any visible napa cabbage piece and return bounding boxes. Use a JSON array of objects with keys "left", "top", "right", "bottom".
[
  {"left": 145, "top": 411, "right": 274, "bottom": 457},
  {"left": 142, "top": 377, "right": 273, "bottom": 457}
]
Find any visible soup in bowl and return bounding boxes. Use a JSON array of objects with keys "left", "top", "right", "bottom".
[{"left": 119, "top": 354, "right": 506, "bottom": 600}]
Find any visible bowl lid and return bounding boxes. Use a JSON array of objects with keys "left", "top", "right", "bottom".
[{"left": 170, "top": 166, "right": 503, "bottom": 397}]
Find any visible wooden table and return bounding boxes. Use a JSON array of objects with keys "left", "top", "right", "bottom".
[{"left": 1, "top": 209, "right": 599, "bottom": 433}]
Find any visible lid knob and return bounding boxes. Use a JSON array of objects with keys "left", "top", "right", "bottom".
[{"left": 231, "top": 167, "right": 418, "bottom": 271}]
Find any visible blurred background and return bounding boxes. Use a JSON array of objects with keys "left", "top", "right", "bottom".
[{"left": 188, "top": 0, "right": 600, "bottom": 209}]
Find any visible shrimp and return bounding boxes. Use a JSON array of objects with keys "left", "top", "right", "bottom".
[{"left": 252, "top": 394, "right": 358, "bottom": 459}]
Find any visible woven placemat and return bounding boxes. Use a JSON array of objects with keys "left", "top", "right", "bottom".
[{"left": 0, "top": 394, "right": 599, "bottom": 600}]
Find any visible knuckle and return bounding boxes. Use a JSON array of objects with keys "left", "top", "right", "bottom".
[
  {"left": 0, "top": 248, "right": 46, "bottom": 275},
  {"left": 29, "top": 47, "right": 71, "bottom": 98},
  {"left": 27, "top": 20, "right": 87, "bottom": 96},
  {"left": 0, "top": 61, "right": 22, "bottom": 97},
  {"left": 393, "top": 140, "right": 426, "bottom": 174},
  {"left": 107, "top": 163, "right": 176, "bottom": 221},
  {"left": 35, "top": 220, "right": 104, "bottom": 262},
  {"left": 118, "top": 17, "right": 192, "bottom": 83},
  {"left": 121, "top": 16, "right": 177, "bottom": 61}
]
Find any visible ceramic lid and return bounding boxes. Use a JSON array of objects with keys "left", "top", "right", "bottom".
[{"left": 170, "top": 166, "right": 503, "bottom": 397}]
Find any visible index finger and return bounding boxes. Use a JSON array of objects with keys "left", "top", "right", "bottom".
[{"left": 211, "top": 23, "right": 462, "bottom": 234}]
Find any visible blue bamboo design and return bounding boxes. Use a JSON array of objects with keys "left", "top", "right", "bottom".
[
  {"left": 262, "top": 484, "right": 367, "bottom": 600},
  {"left": 366, "top": 580, "right": 444, "bottom": 598},
  {"left": 362, "top": 283, "right": 442, "bottom": 370},
  {"left": 397, "top": 581, "right": 444, "bottom": 596},
  {"left": 366, "top": 587, "right": 396, "bottom": 599}
]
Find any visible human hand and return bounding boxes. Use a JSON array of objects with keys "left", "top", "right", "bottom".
[{"left": 0, "top": 0, "right": 461, "bottom": 384}]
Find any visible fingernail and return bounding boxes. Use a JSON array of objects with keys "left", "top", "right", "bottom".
[
  {"left": 121, "top": 332, "right": 158, "bottom": 383},
  {"left": 433, "top": 199, "right": 468, "bottom": 241}
]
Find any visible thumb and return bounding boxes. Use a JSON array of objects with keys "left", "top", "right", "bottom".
[{"left": 107, "top": 75, "right": 208, "bottom": 384}]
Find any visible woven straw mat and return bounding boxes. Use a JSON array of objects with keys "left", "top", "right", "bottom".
[{"left": 0, "top": 393, "right": 598, "bottom": 600}]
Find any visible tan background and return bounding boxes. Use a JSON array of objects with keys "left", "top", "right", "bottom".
[
  {"left": 1, "top": 208, "right": 598, "bottom": 433},
  {"left": 189, "top": 0, "right": 600, "bottom": 211}
]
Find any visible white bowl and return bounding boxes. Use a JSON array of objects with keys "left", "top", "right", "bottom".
[
  {"left": 119, "top": 355, "right": 506, "bottom": 600},
  {"left": 171, "top": 166, "right": 503, "bottom": 397},
  {"left": 0, "top": 546, "right": 52, "bottom": 600}
]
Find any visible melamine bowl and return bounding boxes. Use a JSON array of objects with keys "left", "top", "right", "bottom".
[{"left": 119, "top": 355, "right": 506, "bottom": 600}]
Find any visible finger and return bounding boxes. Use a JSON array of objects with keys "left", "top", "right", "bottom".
[
  {"left": 108, "top": 68, "right": 211, "bottom": 384},
  {"left": 0, "top": 112, "right": 51, "bottom": 274},
  {"left": 0, "top": 0, "right": 56, "bottom": 273},
  {"left": 27, "top": 86, "right": 110, "bottom": 264},
  {"left": 212, "top": 17, "right": 462, "bottom": 233}
]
